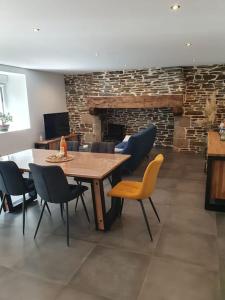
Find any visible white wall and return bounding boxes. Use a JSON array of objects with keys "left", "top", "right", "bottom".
[{"left": 0, "top": 65, "right": 67, "bottom": 155}]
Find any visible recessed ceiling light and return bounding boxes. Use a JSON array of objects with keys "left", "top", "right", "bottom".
[
  {"left": 186, "top": 42, "right": 192, "bottom": 47},
  {"left": 33, "top": 28, "right": 40, "bottom": 32},
  {"left": 170, "top": 4, "right": 181, "bottom": 11}
]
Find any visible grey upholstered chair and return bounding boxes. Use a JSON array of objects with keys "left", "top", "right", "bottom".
[
  {"left": 0, "top": 161, "right": 37, "bottom": 234},
  {"left": 57, "top": 141, "right": 79, "bottom": 152},
  {"left": 91, "top": 142, "right": 115, "bottom": 154},
  {"left": 29, "top": 163, "right": 89, "bottom": 246}
]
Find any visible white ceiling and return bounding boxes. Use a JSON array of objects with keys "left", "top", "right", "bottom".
[{"left": 1, "top": 0, "right": 225, "bottom": 73}]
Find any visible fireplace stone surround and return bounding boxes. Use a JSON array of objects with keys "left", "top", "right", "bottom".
[{"left": 85, "top": 95, "right": 185, "bottom": 149}]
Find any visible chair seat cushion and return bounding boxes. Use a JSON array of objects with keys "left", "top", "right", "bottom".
[
  {"left": 107, "top": 180, "right": 143, "bottom": 200},
  {"left": 69, "top": 184, "right": 88, "bottom": 200}
]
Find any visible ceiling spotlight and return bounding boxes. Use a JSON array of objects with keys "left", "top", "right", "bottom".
[
  {"left": 186, "top": 42, "right": 192, "bottom": 47},
  {"left": 33, "top": 28, "right": 40, "bottom": 32},
  {"left": 170, "top": 4, "right": 181, "bottom": 11}
]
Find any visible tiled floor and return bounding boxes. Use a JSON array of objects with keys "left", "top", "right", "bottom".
[{"left": 0, "top": 148, "right": 224, "bottom": 300}]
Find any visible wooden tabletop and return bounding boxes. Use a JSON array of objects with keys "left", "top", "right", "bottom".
[
  {"left": 208, "top": 131, "right": 225, "bottom": 157},
  {"left": 0, "top": 149, "right": 130, "bottom": 179}
]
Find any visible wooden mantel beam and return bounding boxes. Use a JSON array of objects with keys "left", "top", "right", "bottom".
[{"left": 86, "top": 95, "right": 183, "bottom": 115}]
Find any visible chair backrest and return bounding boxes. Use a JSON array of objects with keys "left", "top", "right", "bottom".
[
  {"left": 122, "top": 124, "right": 157, "bottom": 173},
  {"left": 57, "top": 141, "right": 79, "bottom": 151},
  {"left": 29, "top": 163, "right": 71, "bottom": 203},
  {"left": 0, "top": 161, "right": 25, "bottom": 195},
  {"left": 139, "top": 154, "right": 164, "bottom": 199},
  {"left": 91, "top": 142, "right": 115, "bottom": 154},
  {"left": 67, "top": 141, "right": 79, "bottom": 151}
]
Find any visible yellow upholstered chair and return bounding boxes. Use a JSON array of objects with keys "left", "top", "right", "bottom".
[{"left": 108, "top": 154, "right": 164, "bottom": 241}]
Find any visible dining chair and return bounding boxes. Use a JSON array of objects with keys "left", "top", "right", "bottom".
[
  {"left": 0, "top": 161, "right": 38, "bottom": 234},
  {"left": 29, "top": 163, "right": 89, "bottom": 246},
  {"left": 91, "top": 142, "right": 115, "bottom": 154},
  {"left": 57, "top": 140, "right": 79, "bottom": 152},
  {"left": 107, "top": 154, "right": 164, "bottom": 241},
  {"left": 41, "top": 140, "right": 80, "bottom": 206}
]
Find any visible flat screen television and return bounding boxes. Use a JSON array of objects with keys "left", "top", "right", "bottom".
[{"left": 44, "top": 112, "right": 70, "bottom": 139}]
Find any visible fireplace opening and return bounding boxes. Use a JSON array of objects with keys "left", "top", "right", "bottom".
[{"left": 102, "top": 122, "right": 126, "bottom": 143}]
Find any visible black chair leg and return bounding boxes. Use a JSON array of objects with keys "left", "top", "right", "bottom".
[
  {"left": 149, "top": 197, "right": 160, "bottom": 223},
  {"left": 0, "top": 194, "right": 6, "bottom": 214},
  {"left": 75, "top": 196, "right": 79, "bottom": 212},
  {"left": 60, "top": 203, "right": 64, "bottom": 220},
  {"left": 45, "top": 202, "right": 51, "bottom": 216},
  {"left": 66, "top": 202, "right": 70, "bottom": 246},
  {"left": 22, "top": 194, "right": 26, "bottom": 235},
  {"left": 40, "top": 198, "right": 43, "bottom": 205},
  {"left": 108, "top": 176, "right": 113, "bottom": 187},
  {"left": 34, "top": 202, "right": 46, "bottom": 239},
  {"left": 80, "top": 194, "right": 90, "bottom": 223},
  {"left": 138, "top": 200, "right": 153, "bottom": 241},
  {"left": 120, "top": 198, "right": 124, "bottom": 216}
]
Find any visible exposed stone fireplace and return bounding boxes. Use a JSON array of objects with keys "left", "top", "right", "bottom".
[
  {"left": 85, "top": 95, "right": 184, "bottom": 148},
  {"left": 65, "top": 65, "right": 225, "bottom": 153}
]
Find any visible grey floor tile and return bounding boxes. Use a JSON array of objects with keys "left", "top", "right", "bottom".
[
  {"left": 165, "top": 206, "right": 217, "bottom": 236},
  {"left": 0, "top": 200, "right": 68, "bottom": 236},
  {"left": 219, "top": 256, "right": 225, "bottom": 300},
  {"left": 159, "top": 168, "right": 184, "bottom": 179},
  {"left": 138, "top": 256, "right": 220, "bottom": 300},
  {"left": 122, "top": 200, "right": 171, "bottom": 225},
  {"left": 156, "top": 177, "right": 178, "bottom": 190},
  {"left": 55, "top": 287, "right": 110, "bottom": 300},
  {"left": 70, "top": 245, "right": 150, "bottom": 300},
  {"left": 151, "top": 188, "right": 174, "bottom": 206},
  {"left": 100, "top": 213, "right": 162, "bottom": 254},
  {"left": 54, "top": 212, "right": 103, "bottom": 243},
  {"left": 218, "top": 237, "right": 225, "bottom": 257},
  {"left": 0, "top": 265, "right": 12, "bottom": 278},
  {"left": 156, "top": 228, "right": 219, "bottom": 272},
  {"left": 0, "top": 269, "right": 63, "bottom": 300},
  {"left": 216, "top": 212, "right": 225, "bottom": 237},
  {"left": 175, "top": 179, "right": 205, "bottom": 194},
  {"left": 171, "top": 190, "right": 205, "bottom": 209},
  {"left": 0, "top": 226, "right": 46, "bottom": 268},
  {"left": 182, "top": 170, "right": 206, "bottom": 181},
  {"left": 15, "top": 235, "right": 95, "bottom": 284}
]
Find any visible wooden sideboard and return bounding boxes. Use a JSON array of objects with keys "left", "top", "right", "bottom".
[
  {"left": 205, "top": 131, "right": 225, "bottom": 211},
  {"left": 34, "top": 133, "right": 78, "bottom": 150}
]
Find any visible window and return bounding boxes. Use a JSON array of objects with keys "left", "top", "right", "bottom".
[
  {"left": 0, "top": 71, "right": 30, "bottom": 132},
  {"left": 0, "top": 86, "right": 5, "bottom": 114}
]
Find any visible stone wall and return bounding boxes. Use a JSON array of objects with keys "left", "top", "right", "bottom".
[
  {"left": 65, "top": 65, "right": 225, "bottom": 152},
  {"left": 183, "top": 65, "right": 225, "bottom": 152},
  {"left": 65, "top": 68, "right": 184, "bottom": 148}
]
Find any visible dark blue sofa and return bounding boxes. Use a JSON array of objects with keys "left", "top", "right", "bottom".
[{"left": 116, "top": 124, "right": 157, "bottom": 174}]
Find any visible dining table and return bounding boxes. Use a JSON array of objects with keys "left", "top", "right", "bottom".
[{"left": 0, "top": 148, "right": 130, "bottom": 231}]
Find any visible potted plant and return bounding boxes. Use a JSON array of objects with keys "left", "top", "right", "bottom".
[{"left": 0, "top": 112, "right": 13, "bottom": 132}]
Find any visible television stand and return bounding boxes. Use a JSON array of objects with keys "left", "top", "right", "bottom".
[{"left": 34, "top": 133, "right": 78, "bottom": 150}]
